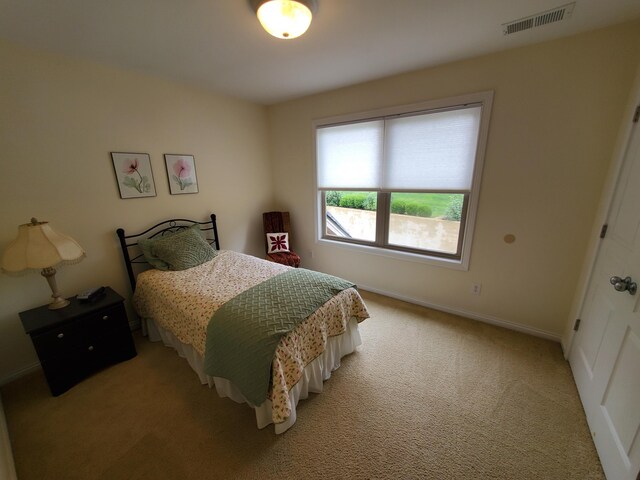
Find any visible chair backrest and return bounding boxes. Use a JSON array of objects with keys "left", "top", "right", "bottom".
[{"left": 263, "top": 211, "right": 292, "bottom": 252}]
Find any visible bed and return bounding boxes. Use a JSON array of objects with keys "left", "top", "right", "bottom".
[{"left": 116, "top": 214, "right": 369, "bottom": 433}]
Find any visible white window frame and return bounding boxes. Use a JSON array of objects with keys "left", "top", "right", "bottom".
[{"left": 313, "top": 91, "right": 493, "bottom": 270}]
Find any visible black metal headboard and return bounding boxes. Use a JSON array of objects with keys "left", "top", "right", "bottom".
[{"left": 116, "top": 214, "right": 219, "bottom": 293}]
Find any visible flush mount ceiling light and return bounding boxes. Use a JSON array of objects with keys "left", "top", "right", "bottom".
[{"left": 250, "top": 0, "right": 317, "bottom": 39}]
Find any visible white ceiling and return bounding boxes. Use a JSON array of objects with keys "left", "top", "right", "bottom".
[{"left": 1, "top": 0, "right": 639, "bottom": 105}]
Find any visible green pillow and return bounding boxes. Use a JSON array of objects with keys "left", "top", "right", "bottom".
[
  {"left": 139, "top": 224, "right": 216, "bottom": 271},
  {"left": 139, "top": 237, "right": 171, "bottom": 270}
]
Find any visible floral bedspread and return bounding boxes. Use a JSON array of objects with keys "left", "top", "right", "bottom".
[{"left": 132, "top": 250, "right": 369, "bottom": 424}]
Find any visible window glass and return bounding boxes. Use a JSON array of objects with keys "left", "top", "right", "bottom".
[
  {"left": 324, "top": 191, "right": 376, "bottom": 242},
  {"left": 387, "top": 193, "right": 464, "bottom": 255}
]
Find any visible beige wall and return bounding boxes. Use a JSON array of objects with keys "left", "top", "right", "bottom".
[
  {"left": 2, "top": 20, "right": 639, "bottom": 382},
  {"left": 267, "top": 21, "right": 640, "bottom": 339},
  {"left": 0, "top": 40, "right": 273, "bottom": 381}
]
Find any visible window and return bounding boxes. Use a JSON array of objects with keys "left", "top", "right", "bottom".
[{"left": 315, "top": 91, "right": 493, "bottom": 268}]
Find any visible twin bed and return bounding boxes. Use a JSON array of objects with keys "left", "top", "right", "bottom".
[{"left": 116, "top": 214, "right": 369, "bottom": 433}]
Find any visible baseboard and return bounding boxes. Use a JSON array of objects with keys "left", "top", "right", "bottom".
[
  {"left": 0, "top": 321, "right": 141, "bottom": 387},
  {"left": 0, "top": 362, "right": 41, "bottom": 388},
  {"left": 560, "top": 336, "right": 571, "bottom": 358},
  {"left": 358, "top": 284, "right": 562, "bottom": 343},
  {"left": 0, "top": 396, "right": 18, "bottom": 480},
  {"left": 0, "top": 292, "right": 560, "bottom": 388}
]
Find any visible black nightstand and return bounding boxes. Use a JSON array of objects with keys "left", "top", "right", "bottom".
[{"left": 19, "top": 287, "right": 137, "bottom": 396}]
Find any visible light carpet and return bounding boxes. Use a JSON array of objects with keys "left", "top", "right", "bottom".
[{"left": 1, "top": 291, "right": 603, "bottom": 479}]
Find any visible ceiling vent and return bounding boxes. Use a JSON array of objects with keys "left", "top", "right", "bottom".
[{"left": 502, "top": 2, "right": 575, "bottom": 35}]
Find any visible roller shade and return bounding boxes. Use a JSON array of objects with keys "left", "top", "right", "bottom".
[
  {"left": 317, "top": 105, "right": 482, "bottom": 191},
  {"left": 316, "top": 120, "right": 383, "bottom": 189},
  {"left": 383, "top": 106, "right": 481, "bottom": 190}
]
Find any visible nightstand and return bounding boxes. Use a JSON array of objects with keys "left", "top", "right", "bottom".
[{"left": 19, "top": 287, "right": 137, "bottom": 396}]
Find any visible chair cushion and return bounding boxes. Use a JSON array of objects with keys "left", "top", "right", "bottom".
[{"left": 267, "top": 251, "right": 301, "bottom": 268}]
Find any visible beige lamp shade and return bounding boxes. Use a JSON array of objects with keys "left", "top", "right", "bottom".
[
  {"left": 2, "top": 219, "right": 85, "bottom": 309},
  {"left": 1, "top": 219, "right": 85, "bottom": 273}
]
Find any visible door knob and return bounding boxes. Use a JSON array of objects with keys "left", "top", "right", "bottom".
[{"left": 609, "top": 276, "right": 638, "bottom": 295}]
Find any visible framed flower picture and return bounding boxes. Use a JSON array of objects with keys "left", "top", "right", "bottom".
[
  {"left": 164, "top": 154, "right": 199, "bottom": 195},
  {"left": 111, "top": 152, "right": 157, "bottom": 199}
]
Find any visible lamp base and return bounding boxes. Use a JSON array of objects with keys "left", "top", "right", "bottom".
[
  {"left": 41, "top": 267, "right": 70, "bottom": 310},
  {"left": 48, "top": 296, "right": 70, "bottom": 310}
]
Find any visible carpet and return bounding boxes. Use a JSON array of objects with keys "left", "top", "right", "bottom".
[{"left": 1, "top": 291, "right": 603, "bottom": 479}]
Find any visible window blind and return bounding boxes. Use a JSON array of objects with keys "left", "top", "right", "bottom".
[
  {"left": 384, "top": 106, "right": 482, "bottom": 190},
  {"left": 317, "top": 105, "right": 482, "bottom": 191},
  {"left": 316, "top": 120, "right": 383, "bottom": 189}
]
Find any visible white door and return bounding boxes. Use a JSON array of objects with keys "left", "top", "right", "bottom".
[{"left": 569, "top": 108, "right": 640, "bottom": 480}]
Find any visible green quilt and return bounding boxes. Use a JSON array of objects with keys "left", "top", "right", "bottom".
[{"left": 203, "top": 268, "right": 355, "bottom": 406}]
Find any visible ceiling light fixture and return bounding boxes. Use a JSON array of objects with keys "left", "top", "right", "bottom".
[{"left": 250, "top": 0, "right": 317, "bottom": 40}]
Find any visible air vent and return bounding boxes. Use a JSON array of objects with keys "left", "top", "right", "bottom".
[{"left": 502, "top": 2, "right": 575, "bottom": 35}]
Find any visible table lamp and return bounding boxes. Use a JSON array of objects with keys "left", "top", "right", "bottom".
[{"left": 1, "top": 218, "right": 86, "bottom": 309}]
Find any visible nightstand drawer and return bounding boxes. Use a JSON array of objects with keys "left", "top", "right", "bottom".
[
  {"left": 82, "top": 304, "right": 128, "bottom": 338},
  {"left": 31, "top": 322, "right": 82, "bottom": 361},
  {"left": 81, "top": 304, "right": 135, "bottom": 357}
]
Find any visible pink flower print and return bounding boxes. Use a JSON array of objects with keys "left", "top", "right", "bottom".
[
  {"left": 121, "top": 157, "right": 149, "bottom": 193},
  {"left": 171, "top": 158, "right": 194, "bottom": 191},
  {"left": 123, "top": 158, "right": 139, "bottom": 174},
  {"left": 173, "top": 159, "right": 192, "bottom": 178}
]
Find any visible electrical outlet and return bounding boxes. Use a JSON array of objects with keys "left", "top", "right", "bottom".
[
  {"left": 309, "top": 250, "right": 314, "bottom": 259},
  {"left": 471, "top": 283, "right": 482, "bottom": 295}
]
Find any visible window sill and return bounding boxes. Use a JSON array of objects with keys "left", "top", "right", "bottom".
[{"left": 316, "top": 238, "right": 470, "bottom": 270}]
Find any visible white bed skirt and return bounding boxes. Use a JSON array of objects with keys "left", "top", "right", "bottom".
[{"left": 145, "top": 317, "right": 362, "bottom": 434}]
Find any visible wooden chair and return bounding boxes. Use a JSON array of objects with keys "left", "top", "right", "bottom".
[{"left": 263, "top": 211, "right": 301, "bottom": 267}]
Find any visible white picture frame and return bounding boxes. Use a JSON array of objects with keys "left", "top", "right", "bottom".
[
  {"left": 164, "top": 154, "right": 199, "bottom": 195},
  {"left": 110, "top": 152, "right": 157, "bottom": 199}
]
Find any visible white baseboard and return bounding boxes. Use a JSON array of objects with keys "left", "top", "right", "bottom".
[
  {"left": 358, "top": 284, "right": 562, "bottom": 343},
  {"left": 0, "top": 362, "right": 41, "bottom": 388},
  {"left": 0, "top": 321, "right": 140, "bottom": 387},
  {"left": 0, "top": 396, "right": 17, "bottom": 480}
]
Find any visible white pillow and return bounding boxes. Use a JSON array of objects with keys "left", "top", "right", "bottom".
[{"left": 266, "top": 232, "right": 290, "bottom": 253}]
